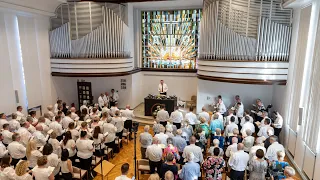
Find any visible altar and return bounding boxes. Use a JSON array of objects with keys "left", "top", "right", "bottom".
[{"left": 144, "top": 97, "right": 177, "bottom": 116}]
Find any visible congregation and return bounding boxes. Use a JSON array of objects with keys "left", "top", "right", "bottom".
[
  {"left": 122, "top": 95, "right": 294, "bottom": 180},
  {"left": 0, "top": 92, "right": 294, "bottom": 180}
]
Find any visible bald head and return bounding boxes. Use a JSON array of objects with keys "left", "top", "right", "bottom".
[
  {"left": 202, "top": 107, "right": 206, "bottom": 111},
  {"left": 35, "top": 124, "right": 43, "bottom": 131},
  {"left": 189, "top": 136, "right": 196, "bottom": 144},
  {"left": 126, "top": 105, "right": 130, "bottom": 109},
  {"left": 237, "top": 143, "right": 244, "bottom": 151}
]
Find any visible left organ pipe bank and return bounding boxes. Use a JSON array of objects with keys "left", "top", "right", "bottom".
[
  {"left": 49, "top": 2, "right": 130, "bottom": 59},
  {"left": 200, "top": 0, "right": 293, "bottom": 61}
]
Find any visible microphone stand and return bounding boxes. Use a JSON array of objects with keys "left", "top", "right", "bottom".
[{"left": 134, "top": 129, "right": 137, "bottom": 178}]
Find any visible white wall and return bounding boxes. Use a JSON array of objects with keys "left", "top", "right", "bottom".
[
  {"left": 52, "top": 72, "right": 198, "bottom": 110},
  {"left": 0, "top": 7, "right": 57, "bottom": 115},
  {"left": 197, "top": 79, "right": 274, "bottom": 113}
]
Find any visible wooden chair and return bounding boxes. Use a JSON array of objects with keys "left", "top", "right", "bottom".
[
  {"left": 104, "top": 147, "right": 113, "bottom": 160},
  {"left": 137, "top": 159, "right": 150, "bottom": 180},
  {"left": 91, "top": 155, "right": 102, "bottom": 167},
  {"left": 72, "top": 167, "right": 87, "bottom": 180},
  {"left": 186, "top": 95, "right": 197, "bottom": 108},
  {"left": 122, "top": 129, "right": 130, "bottom": 144}
]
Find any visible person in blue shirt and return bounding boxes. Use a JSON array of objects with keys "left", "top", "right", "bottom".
[
  {"left": 179, "top": 152, "right": 200, "bottom": 180},
  {"left": 212, "top": 128, "right": 225, "bottom": 149},
  {"left": 209, "top": 114, "right": 224, "bottom": 140}
]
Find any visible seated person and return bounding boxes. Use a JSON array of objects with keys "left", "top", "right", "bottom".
[
  {"left": 212, "top": 128, "right": 224, "bottom": 149},
  {"left": 270, "top": 151, "right": 289, "bottom": 180},
  {"left": 228, "top": 128, "right": 242, "bottom": 145}
]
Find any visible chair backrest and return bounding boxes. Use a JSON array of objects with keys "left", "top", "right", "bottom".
[
  {"left": 137, "top": 159, "right": 149, "bottom": 166},
  {"left": 191, "top": 95, "right": 197, "bottom": 102}
]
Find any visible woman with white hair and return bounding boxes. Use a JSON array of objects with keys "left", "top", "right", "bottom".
[
  {"left": 243, "top": 129, "right": 255, "bottom": 152},
  {"left": 155, "top": 125, "right": 169, "bottom": 146},
  {"left": 270, "top": 151, "right": 289, "bottom": 179},
  {"left": 181, "top": 120, "right": 193, "bottom": 144},
  {"left": 283, "top": 166, "right": 295, "bottom": 180},
  {"left": 209, "top": 139, "right": 224, "bottom": 157},
  {"left": 165, "top": 126, "right": 174, "bottom": 138}
]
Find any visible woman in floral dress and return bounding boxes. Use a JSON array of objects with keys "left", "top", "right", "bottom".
[{"left": 203, "top": 147, "right": 225, "bottom": 180}]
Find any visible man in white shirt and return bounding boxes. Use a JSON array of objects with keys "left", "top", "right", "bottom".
[
  {"left": 229, "top": 143, "right": 250, "bottom": 180},
  {"left": 182, "top": 136, "right": 203, "bottom": 163},
  {"left": 185, "top": 106, "right": 197, "bottom": 129},
  {"left": 8, "top": 113, "right": 20, "bottom": 132},
  {"left": 7, "top": 133, "right": 26, "bottom": 167},
  {"left": 198, "top": 107, "right": 210, "bottom": 123},
  {"left": 120, "top": 105, "right": 135, "bottom": 120},
  {"left": 16, "top": 121, "right": 32, "bottom": 146},
  {"left": 103, "top": 92, "right": 110, "bottom": 108},
  {"left": 156, "top": 105, "right": 169, "bottom": 127},
  {"left": 235, "top": 102, "right": 244, "bottom": 120},
  {"left": 258, "top": 118, "right": 273, "bottom": 139},
  {"left": 110, "top": 89, "right": 119, "bottom": 107},
  {"left": 62, "top": 111, "right": 74, "bottom": 129},
  {"left": 265, "top": 135, "right": 284, "bottom": 162},
  {"left": 226, "top": 137, "right": 238, "bottom": 157},
  {"left": 80, "top": 100, "right": 89, "bottom": 114},
  {"left": 272, "top": 111, "right": 283, "bottom": 137},
  {"left": 241, "top": 116, "right": 255, "bottom": 135},
  {"left": 2, "top": 124, "right": 13, "bottom": 146},
  {"left": 170, "top": 106, "right": 183, "bottom": 129},
  {"left": 47, "top": 105, "right": 55, "bottom": 120},
  {"left": 243, "top": 129, "right": 255, "bottom": 152},
  {"left": 146, "top": 137, "right": 163, "bottom": 174},
  {"left": 0, "top": 133, "right": 8, "bottom": 159},
  {"left": 240, "top": 110, "right": 254, "bottom": 126},
  {"left": 140, "top": 125, "right": 153, "bottom": 159},
  {"left": 33, "top": 125, "right": 49, "bottom": 148},
  {"left": 225, "top": 116, "right": 238, "bottom": 137},
  {"left": 249, "top": 137, "right": 266, "bottom": 160},
  {"left": 110, "top": 102, "right": 120, "bottom": 117},
  {"left": 98, "top": 93, "right": 105, "bottom": 110},
  {"left": 158, "top": 80, "right": 168, "bottom": 95},
  {"left": 226, "top": 109, "right": 238, "bottom": 125},
  {"left": 37, "top": 116, "right": 50, "bottom": 136},
  {"left": 155, "top": 126, "right": 169, "bottom": 146},
  {"left": 115, "top": 163, "right": 131, "bottom": 180},
  {"left": 70, "top": 107, "right": 79, "bottom": 121},
  {"left": 54, "top": 100, "right": 62, "bottom": 115},
  {"left": 216, "top": 95, "right": 226, "bottom": 114},
  {"left": 49, "top": 116, "right": 65, "bottom": 141},
  {"left": 16, "top": 106, "right": 25, "bottom": 119}
]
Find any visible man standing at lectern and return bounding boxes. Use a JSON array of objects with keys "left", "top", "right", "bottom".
[{"left": 158, "top": 80, "right": 168, "bottom": 95}]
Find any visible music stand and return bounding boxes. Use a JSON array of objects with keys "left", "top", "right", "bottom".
[{"left": 94, "top": 160, "right": 115, "bottom": 180}]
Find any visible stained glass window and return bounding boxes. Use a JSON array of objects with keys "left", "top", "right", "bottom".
[{"left": 141, "top": 9, "right": 202, "bottom": 69}]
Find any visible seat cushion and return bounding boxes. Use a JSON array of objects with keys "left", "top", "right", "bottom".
[{"left": 138, "top": 165, "right": 150, "bottom": 171}]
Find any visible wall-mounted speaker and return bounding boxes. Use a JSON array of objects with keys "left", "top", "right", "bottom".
[
  {"left": 298, "top": 107, "right": 303, "bottom": 125},
  {"left": 15, "top": 90, "right": 19, "bottom": 104}
]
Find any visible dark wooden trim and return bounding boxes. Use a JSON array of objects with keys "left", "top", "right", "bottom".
[
  {"left": 51, "top": 68, "right": 141, "bottom": 77},
  {"left": 198, "top": 64, "right": 289, "bottom": 69},
  {"left": 197, "top": 75, "right": 287, "bottom": 85},
  {"left": 141, "top": 68, "right": 197, "bottom": 73},
  {"left": 199, "top": 69, "right": 288, "bottom": 75}
]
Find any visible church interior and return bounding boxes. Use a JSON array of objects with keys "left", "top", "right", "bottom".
[{"left": 0, "top": 0, "right": 319, "bottom": 179}]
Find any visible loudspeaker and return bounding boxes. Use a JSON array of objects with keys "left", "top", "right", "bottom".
[
  {"left": 15, "top": 90, "right": 19, "bottom": 103},
  {"left": 298, "top": 107, "right": 303, "bottom": 125}
]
